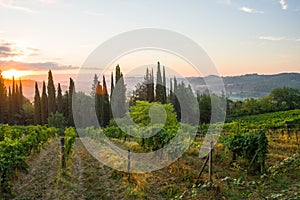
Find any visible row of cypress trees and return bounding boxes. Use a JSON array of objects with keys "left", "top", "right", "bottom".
[
  {"left": 93, "top": 65, "right": 127, "bottom": 127},
  {"left": 33, "top": 70, "right": 75, "bottom": 126},
  {"left": 0, "top": 72, "right": 25, "bottom": 124}
]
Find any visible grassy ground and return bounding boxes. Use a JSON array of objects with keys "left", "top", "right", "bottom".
[{"left": 9, "top": 129, "right": 300, "bottom": 200}]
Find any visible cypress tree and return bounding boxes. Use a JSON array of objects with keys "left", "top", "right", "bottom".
[
  {"left": 41, "top": 81, "right": 48, "bottom": 125},
  {"left": 155, "top": 62, "right": 164, "bottom": 103},
  {"left": 102, "top": 76, "right": 110, "bottom": 127},
  {"left": 95, "top": 81, "right": 103, "bottom": 125},
  {"left": 91, "top": 74, "right": 99, "bottom": 97},
  {"left": 113, "top": 66, "right": 126, "bottom": 118},
  {"left": 8, "top": 86, "right": 12, "bottom": 124},
  {"left": 162, "top": 66, "right": 167, "bottom": 103},
  {"left": 115, "top": 64, "right": 121, "bottom": 84},
  {"left": 47, "top": 70, "right": 56, "bottom": 116},
  {"left": 15, "top": 84, "right": 20, "bottom": 114},
  {"left": 12, "top": 76, "right": 16, "bottom": 117},
  {"left": 0, "top": 70, "right": 7, "bottom": 123},
  {"left": 34, "top": 82, "right": 42, "bottom": 125},
  {"left": 62, "top": 91, "right": 69, "bottom": 120},
  {"left": 111, "top": 72, "right": 114, "bottom": 97},
  {"left": 19, "top": 79, "right": 23, "bottom": 108},
  {"left": 150, "top": 68, "right": 154, "bottom": 102},
  {"left": 57, "top": 83, "right": 63, "bottom": 114},
  {"left": 68, "top": 78, "right": 75, "bottom": 126},
  {"left": 173, "top": 76, "right": 181, "bottom": 121}
]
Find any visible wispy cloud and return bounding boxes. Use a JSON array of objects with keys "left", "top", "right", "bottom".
[
  {"left": 83, "top": 10, "right": 104, "bottom": 16},
  {"left": 239, "top": 6, "right": 264, "bottom": 14},
  {"left": 38, "top": 0, "right": 58, "bottom": 4},
  {"left": 0, "top": 0, "right": 36, "bottom": 13},
  {"left": 259, "top": 36, "right": 285, "bottom": 41},
  {"left": 0, "top": 60, "right": 79, "bottom": 71},
  {"left": 259, "top": 36, "right": 300, "bottom": 42},
  {"left": 0, "top": 40, "right": 39, "bottom": 61},
  {"left": 279, "top": 0, "right": 288, "bottom": 10}
]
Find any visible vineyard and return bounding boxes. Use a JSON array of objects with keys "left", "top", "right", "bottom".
[{"left": 0, "top": 109, "right": 299, "bottom": 199}]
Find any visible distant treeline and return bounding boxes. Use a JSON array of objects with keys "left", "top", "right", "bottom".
[{"left": 1, "top": 64, "right": 299, "bottom": 127}]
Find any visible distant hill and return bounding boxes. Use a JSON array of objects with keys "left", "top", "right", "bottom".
[
  {"left": 187, "top": 73, "right": 300, "bottom": 100},
  {"left": 4, "top": 72, "right": 300, "bottom": 102}
]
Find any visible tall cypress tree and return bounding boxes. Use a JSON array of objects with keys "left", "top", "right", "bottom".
[
  {"left": 95, "top": 81, "right": 103, "bottom": 125},
  {"left": 15, "top": 84, "right": 20, "bottom": 115},
  {"left": 0, "top": 70, "right": 7, "bottom": 123},
  {"left": 12, "top": 76, "right": 16, "bottom": 117},
  {"left": 115, "top": 64, "right": 121, "bottom": 84},
  {"left": 57, "top": 83, "right": 63, "bottom": 114},
  {"left": 150, "top": 68, "right": 154, "bottom": 102},
  {"left": 173, "top": 76, "right": 181, "bottom": 121},
  {"left": 68, "top": 78, "right": 75, "bottom": 126},
  {"left": 47, "top": 70, "right": 56, "bottom": 116},
  {"left": 41, "top": 81, "right": 48, "bottom": 125},
  {"left": 113, "top": 66, "right": 126, "bottom": 118},
  {"left": 111, "top": 72, "right": 114, "bottom": 97},
  {"left": 34, "top": 82, "right": 42, "bottom": 125},
  {"left": 155, "top": 62, "right": 164, "bottom": 103},
  {"left": 162, "top": 66, "right": 167, "bottom": 104},
  {"left": 102, "top": 76, "right": 110, "bottom": 127},
  {"left": 19, "top": 79, "right": 23, "bottom": 108},
  {"left": 91, "top": 74, "right": 99, "bottom": 97},
  {"left": 8, "top": 86, "right": 12, "bottom": 124}
]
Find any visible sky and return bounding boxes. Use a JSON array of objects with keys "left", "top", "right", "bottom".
[{"left": 0, "top": 0, "right": 299, "bottom": 80}]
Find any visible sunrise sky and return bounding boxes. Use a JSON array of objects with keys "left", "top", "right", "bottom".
[{"left": 0, "top": 0, "right": 299, "bottom": 81}]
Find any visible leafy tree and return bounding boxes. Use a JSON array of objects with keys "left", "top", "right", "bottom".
[
  {"left": 34, "top": 82, "right": 42, "bottom": 125},
  {"left": 47, "top": 70, "right": 56, "bottom": 115},
  {"left": 20, "top": 101, "right": 34, "bottom": 125},
  {"left": 198, "top": 93, "right": 211, "bottom": 124},
  {"left": 270, "top": 87, "right": 300, "bottom": 110},
  {"left": 57, "top": 83, "right": 63, "bottom": 114},
  {"left": 48, "top": 112, "right": 67, "bottom": 135},
  {"left": 129, "top": 100, "right": 178, "bottom": 127},
  {"left": 41, "top": 81, "right": 48, "bottom": 125},
  {"left": 62, "top": 91, "right": 69, "bottom": 120}
]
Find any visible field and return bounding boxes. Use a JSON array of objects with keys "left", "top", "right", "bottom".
[{"left": 1, "top": 110, "right": 300, "bottom": 199}]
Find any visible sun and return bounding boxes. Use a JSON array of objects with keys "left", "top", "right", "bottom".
[{"left": 2, "top": 69, "right": 31, "bottom": 79}]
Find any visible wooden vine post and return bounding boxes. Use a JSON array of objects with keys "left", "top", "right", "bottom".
[
  {"left": 128, "top": 149, "right": 131, "bottom": 181},
  {"left": 197, "top": 141, "right": 214, "bottom": 182},
  {"left": 208, "top": 141, "right": 213, "bottom": 182},
  {"left": 60, "top": 137, "right": 66, "bottom": 169}
]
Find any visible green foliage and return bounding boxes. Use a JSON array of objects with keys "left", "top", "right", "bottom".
[
  {"left": 63, "top": 127, "right": 77, "bottom": 161},
  {"left": 129, "top": 100, "right": 178, "bottom": 127},
  {"left": 225, "top": 109, "right": 300, "bottom": 131},
  {"left": 47, "top": 70, "right": 56, "bottom": 116},
  {"left": 34, "top": 82, "right": 41, "bottom": 125},
  {"left": 0, "top": 125, "right": 57, "bottom": 194},
  {"left": 48, "top": 112, "right": 67, "bottom": 136},
  {"left": 41, "top": 81, "right": 48, "bottom": 125},
  {"left": 220, "top": 131, "right": 268, "bottom": 173}
]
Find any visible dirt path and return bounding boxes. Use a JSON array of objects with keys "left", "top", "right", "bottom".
[
  {"left": 12, "top": 138, "right": 61, "bottom": 199},
  {"left": 11, "top": 138, "right": 128, "bottom": 200}
]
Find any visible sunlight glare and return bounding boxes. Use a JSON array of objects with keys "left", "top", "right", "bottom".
[{"left": 2, "top": 69, "right": 31, "bottom": 79}]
